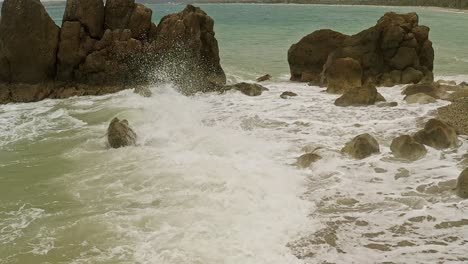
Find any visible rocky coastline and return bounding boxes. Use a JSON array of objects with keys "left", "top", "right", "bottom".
[{"left": 0, "top": 0, "right": 226, "bottom": 103}]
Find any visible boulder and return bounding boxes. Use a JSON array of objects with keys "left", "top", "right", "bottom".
[
  {"left": 280, "top": 91, "right": 298, "bottom": 99},
  {"left": 437, "top": 98, "right": 468, "bottom": 135},
  {"left": 107, "top": 117, "right": 137, "bottom": 148},
  {"left": 401, "top": 67, "right": 423, "bottom": 84},
  {"left": 0, "top": 0, "right": 60, "bottom": 83},
  {"left": 153, "top": 5, "right": 226, "bottom": 94},
  {"left": 225, "top": 82, "right": 269, "bottom": 96},
  {"left": 390, "top": 135, "right": 427, "bottom": 161},
  {"left": 413, "top": 119, "right": 458, "bottom": 149},
  {"left": 134, "top": 86, "right": 152, "bottom": 97},
  {"left": 376, "top": 101, "right": 398, "bottom": 107},
  {"left": 128, "top": 3, "right": 152, "bottom": 40},
  {"left": 324, "top": 57, "right": 362, "bottom": 94},
  {"left": 404, "top": 93, "right": 436, "bottom": 104},
  {"left": 104, "top": 0, "right": 135, "bottom": 30},
  {"left": 334, "top": 82, "right": 385, "bottom": 107},
  {"left": 296, "top": 152, "right": 322, "bottom": 168},
  {"left": 256, "top": 74, "right": 271, "bottom": 82},
  {"left": 63, "top": 0, "right": 105, "bottom": 38},
  {"left": 456, "top": 168, "right": 468, "bottom": 199},
  {"left": 402, "top": 83, "right": 448, "bottom": 99},
  {"left": 342, "top": 133, "right": 380, "bottom": 159},
  {"left": 288, "top": 12, "right": 433, "bottom": 87}
]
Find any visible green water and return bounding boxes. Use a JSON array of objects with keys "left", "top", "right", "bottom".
[{"left": 1, "top": 3, "right": 467, "bottom": 264}]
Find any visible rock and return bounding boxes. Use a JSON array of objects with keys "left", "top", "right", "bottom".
[
  {"left": 413, "top": 119, "right": 458, "bottom": 149},
  {"left": 437, "top": 98, "right": 468, "bottom": 135},
  {"left": 153, "top": 5, "right": 226, "bottom": 94},
  {"left": 63, "top": 0, "right": 105, "bottom": 38},
  {"left": 280, "top": 91, "right": 298, "bottom": 99},
  {"left": 401, "top": 67, "right": 423, "bottom": 84},
  {"left": 256, "top": 74, "right": 272, "bottom": 82},
  {"left": 456, "top": 168, "right": 468, "bottom": 198},
  {"left": 225, "top": 82, "right": 269, "bottom": 96},
  {"left": 342, "top": 133, "right": 380, "bottom": 159},
  {"left": 296, "top": 152, "right": 322, "bottom": 168},
  {"left": 134, "top": 86, "right": 152, "bottom": 97},
  {"left": 325, "top": 57, "right": 362, "bottom": 93},
  {"left": 0, "top": 0, "right": 60, "bottom": 83},
  {"left": 390, "top": 135, "right": 427, "bottom": 161},
  {"left": 404, "top": 93, "right": 436, "bottom": 104},
  {"left": 376, "top": 101, "right": 398, "bottom": 107},
  {"left": 334, "top": 82, "right": 385, "bottom": 107},
  {"left": 128, "top": 3, "right": 152, "bottom": 40},
  {"left": 402, "top": 83, "right": 447, "bottom": 99},
  {"left": 104, "top": 0, "right": 135, "bottom": 30},
  {"left": 288, "top": 12, "right": 433, "bottom": 87},
  {"left": 107, "top": 117, "right": 137, "bottom": 148}
]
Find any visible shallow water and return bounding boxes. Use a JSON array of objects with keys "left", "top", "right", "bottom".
[{"left": 1, "top": 3, "right": 468, "bottom": 264}]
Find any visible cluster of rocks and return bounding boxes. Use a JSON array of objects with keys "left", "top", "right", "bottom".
[
  {"left": 288, "top": 12, "right": 434, "bottom": 91},
  {"left": 0, "top": 0, "right": 226, "bottom": 103}
]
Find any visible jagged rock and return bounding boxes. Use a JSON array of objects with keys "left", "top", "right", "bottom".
[
  {"left": 107, "top": 117, "right": 137, "bottom": 148},
  {"left": 128, "top": 3, "right": 152, "bottom": 40},
  {"left": 390, "top": 135, "right": 427, "bottom": 161},
  {"left": 296, "top": 152, "right": 322, "bottom": 168},
  {"left": 334, "top": 82, "right": 385, "bottom": 107},
  {"left": 342, "top": 133, "right": 380, "bottom": 159},
  {"left": 413, "top": 119, "right": 458, "bottom": 149},
  {"left": 280, "top": 91, "right": 298, "bottom": 99},
  {"left": 225, "top": 82, "right": 269, "bottom": 96},
  {"left": 438, "top": 98, "right": 468, "bottom": 135},
  {"left": 401, "top": 67, "right": 423, "bottom": 84},
  {"left": 404, "top": 93, "right": 436, "bottom": 104},
  {"left": 153, "top": 5, "right": 226, "bottom": 94},
  {"left": 63, "top": 0, "right": 105, "bottom": 38},
  {"left": 288, "top": 12, "right": 433, "bottom": 87},
  {"left": 104, "top": 0, "right": 135, "bottom": 30},
  {"left": 325, "top": 57, "right": 362, "bottom": 94},
  {"left": 134, "top": 86, "right": 152, "bottom": 97},
  {"left": 256, "top": 74, "right": 271, "bottom": 82},
  {"left": 456, "top": 168, "right": 468, "bottom": 199},
  {"left": 0, "top": 0, "right": 60, "bottom": 83}
]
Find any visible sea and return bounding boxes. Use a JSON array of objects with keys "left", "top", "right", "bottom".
[{"left": 0, "top": 3, "right": 467, "bottom": 264}]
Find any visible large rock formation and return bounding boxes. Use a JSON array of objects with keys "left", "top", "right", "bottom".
[
  {"left": 288, "top": 12, "right": 434, "bottom": 88},
  {"left": 0, "top": 0, "right": 60, "bottom": 84},
  {"left": 0, "top": 1, "right": 225, "bottom": 103}
]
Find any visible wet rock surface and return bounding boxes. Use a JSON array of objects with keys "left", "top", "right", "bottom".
[
  {"left": 107, "top": 117, "right": 137, "bottom": 148},
  {"left": 341, "top": 133, "right": 380, "bottom": 159},
  {"left": 390, "top": 135, "right": 427, "bottom": 161},
  {"left": 413, "top": 119, "right": 458, "bottom": 150},
  {"left": 225, "top": 82, "right": 269, "bottom": 96}
]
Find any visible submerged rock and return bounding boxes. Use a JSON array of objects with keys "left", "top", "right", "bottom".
[
  {"left": 288, "top": 12, "right": 433, "bottom": 87},
  {"left": 334, "top": 82, "right": 385, "bottom": 107},
  {"left": 225, "top": 82, "right": 269, "bottom": 96},
  {"left": 296, "top": 152, "right": 322, "bottom": 168},
  {"left": 342, "top": 133, "right": 380, "bottom": 159},
  {"left": 107, "top": 117, "right": 137, "bottom": 148},
  {"left": 413, "top": 119, "right": 458, "bottom": 149},
  {"left": 456, "top": 168, "right": 468, "bottom": 199},
  {"left": 280, "top": 91, "right": 298, "bottom": 99},
  {"left": 390, "top": 135, "right": 427, "bottom": 161},
  {"left": 437, "top": 98, "right": 468, "bottom": 135},
  {"left": 134, "top": 86, "right": 152, "bottom": 97},
  {"left": 404, "top": 93, "right": 436, "bottom": 104},
  {"left": 256, "top": 74, "right": 272, "bottom": 82}
]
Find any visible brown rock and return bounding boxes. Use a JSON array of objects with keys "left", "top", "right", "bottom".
[
  {"left": 107, "top": 117, "right": 137, "bottom": 148},
  {"left": 296, "top": 152, "right": 322, "bottom": 168},
  {"left": 413, "top": 119, "right": 458, "bottom": 149},
  {"left": 280, "top": 91, "right": 298, "bottom": 99},
  {"left": 401, "top": 67, "right": 423, "bottom": 84},
  {"left": 456, "top": 168, "right": 468, "bottom": 199},
  {"left": 134, "top": 86, "right": 152, "bottom": 97},
  {"left": 56, "top": 21, "right": 86, "bottom": 80},
  {"left": 256, "top": 74, "right": 272, "bottom": 82},
  {"left": 104, "top": 0, "right": 135, "bottom": 30},
  {"left": 404, "top": 93, "right": 436, "bottom": 104},
  {"left": 390, "top": 47, "right": 419, "bottom": 70},
  {"left": 325, "top": 57, "right": 362, "bottom": 94},
  {"left": 0, "top": 0, "right": 59, "bottom": 83},
  {"left": 225, "top": 82, "right": 269, "bottom": 96},
  {"left": 390, "top": 135, "right": 427, "bottom": 161},
  {"left": 334, "top": 82, "right": 385, "bottom": 107},
  {"left": 342, "top": 133, "right": 380, "bottom": 159},
  {"left": 128, "top": 3, "right": 152, "bottom": 40},
  {"left": 63, "top": 0, "right": 105, "bottom": 38}
]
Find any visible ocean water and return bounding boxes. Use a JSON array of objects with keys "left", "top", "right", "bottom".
[{"left": 1, "top": 3, "right": 468, "bottom": 264}]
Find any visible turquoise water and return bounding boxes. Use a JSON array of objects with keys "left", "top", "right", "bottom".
[{"left": 1, "top": 3, "right": 467, "bottom": 264}]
